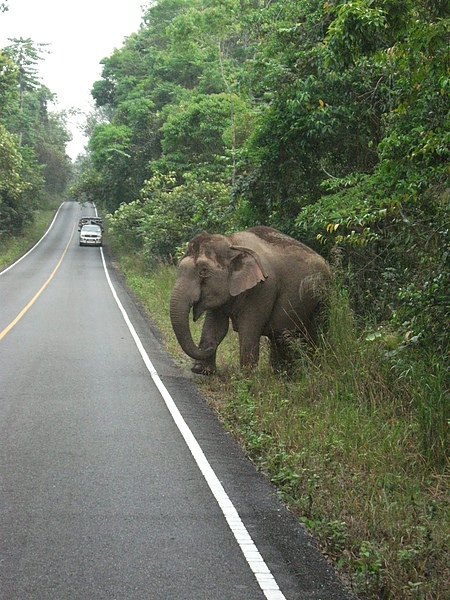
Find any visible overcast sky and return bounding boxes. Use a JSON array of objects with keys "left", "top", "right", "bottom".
[{"left": 0, "top": 0, "right": 147, "bottom": 159}]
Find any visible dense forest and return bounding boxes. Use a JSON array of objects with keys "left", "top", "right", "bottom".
[
  {"left": 0, "top": 26, "right": 72, "bottom": 238},
  {"left": 72, "top": 0, "right": 449, "bottom": 358}
]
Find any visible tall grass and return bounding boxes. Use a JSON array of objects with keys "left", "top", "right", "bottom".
[{"left": 112, "top": 252, "right": 449, "bottom": 600}]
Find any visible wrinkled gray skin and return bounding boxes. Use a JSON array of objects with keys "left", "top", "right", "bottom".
[{"left": 170, "top": 226, "right": 332, "bottom": 374}]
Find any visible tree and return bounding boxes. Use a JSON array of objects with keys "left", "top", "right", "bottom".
[
  {"left": 3, "top": 37, "right": 49, "bottom": 145},
  {"left": 0, "top": 123, "right": 43, "bottom": 238},
  {"left": 88, "top": 122, "right": 136, "bottom": 212},
  {"left": 0, "top": 50, "right": 18, "bottom": 120},
  {"left": 86, "top": 0, "right": 249, "bottom": 213},
  {"left": 0, "top": 37, "right": 72, "bottom": 236}
]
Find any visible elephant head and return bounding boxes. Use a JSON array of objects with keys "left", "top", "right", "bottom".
[{"left": 169, "top": 232, "right": 267, "bottom": 361}]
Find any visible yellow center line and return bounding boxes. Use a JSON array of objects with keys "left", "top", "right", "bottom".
[{"left": 0, "top": 220, "right": 77, "bottom": 342}]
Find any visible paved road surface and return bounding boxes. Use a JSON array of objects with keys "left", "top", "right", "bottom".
[{"left": 0, "top": 202, "right": 352, "bottom": 599}]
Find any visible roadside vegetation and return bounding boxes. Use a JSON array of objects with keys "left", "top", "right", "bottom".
[
  {"left": 0, "top": 33, "right": 72, "bottom": 245},
  {"left": 0, "top": 197, "right": 62, "bottom": 271}
]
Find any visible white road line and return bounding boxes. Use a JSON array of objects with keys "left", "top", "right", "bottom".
[
  {"left": 100, "top": 247, "right": 287, "bottom": 600},
  {"left": 0, "top": 203, "right": 64, "bottom": 276}
]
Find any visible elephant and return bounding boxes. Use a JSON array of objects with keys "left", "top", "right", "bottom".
[{"left": 169, "top": 226, "right": 332, "bottom": 374}]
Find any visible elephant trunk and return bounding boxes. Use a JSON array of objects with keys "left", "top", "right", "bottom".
[{"left": 170, "top": 282, "right": 214, "bottom": 361}]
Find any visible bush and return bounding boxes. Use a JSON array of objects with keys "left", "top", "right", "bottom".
[{"left": 107, "top": 172, "right": 236, "bottom": 264}]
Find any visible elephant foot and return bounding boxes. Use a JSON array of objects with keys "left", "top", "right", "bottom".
[{"left": 191, "top": 360, "right": 216, "bottom": 375}]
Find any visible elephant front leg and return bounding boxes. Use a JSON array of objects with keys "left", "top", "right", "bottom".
[
  {"left": 238, "top": 328, "right": 261, "bottom": 371},
  {"left": 192, "top": 310, "right": 229, "bottom": 375}
]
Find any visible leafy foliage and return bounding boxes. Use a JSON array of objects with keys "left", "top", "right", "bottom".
[
  {"left": 107, "top": 172, "right": 233, "bottom": 263},
  {"left": 0, "top": 123, "right": 30, "bottom": 236},
  {"left": 0, "top": 37, "right": 72, "bottom": 238}
]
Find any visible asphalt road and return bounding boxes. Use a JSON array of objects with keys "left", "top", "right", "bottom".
[{"left": 0, "top": 201, "right": 352, "bottom": 599}]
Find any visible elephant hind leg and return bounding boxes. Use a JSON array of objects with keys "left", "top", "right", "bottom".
[
  {"left": 269, "top": 333, "right": 295, "bottom": 373},
  {"left": 269, "top": 328, "right": 316, "bottom": 373}
]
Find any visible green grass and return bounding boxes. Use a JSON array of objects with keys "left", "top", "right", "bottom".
[
  {"left": 0, "top": 200, "right": 61, "bottom": 270},
  {"left": 91, "top": 247, "right": 450, "bottom": 599}
]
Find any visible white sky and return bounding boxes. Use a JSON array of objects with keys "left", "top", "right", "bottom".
[{"left": 0, "top": 0, "right": 147, "bottom": 159}]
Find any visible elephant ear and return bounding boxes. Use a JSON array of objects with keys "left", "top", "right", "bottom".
[{"left": 228, "top": 246, "right": 267, "bottom": 297}]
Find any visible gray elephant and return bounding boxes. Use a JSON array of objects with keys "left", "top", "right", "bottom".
[{"left": 169, "top": 226, "right": 332, "bottom": 374}]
